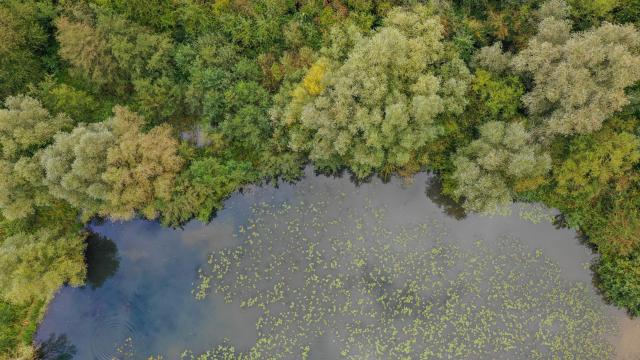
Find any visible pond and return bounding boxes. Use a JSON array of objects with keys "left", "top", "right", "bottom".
[{"left": 35, "top": 168, "right": 640, "bottom": 359}]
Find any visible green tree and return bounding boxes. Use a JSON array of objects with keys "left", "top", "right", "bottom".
[
  {"left": 613, "top": 0, "right": 640, "bottom": 28},
  {"left": 469, "top": 69, "right": 524, "bottom": 121},
  {"left": 183, "top": 36, "right": 268, "bottom": 136},
  {"left": 546, "top": 129, "right": 640, "bottom": 256},
  {"left": 56, "top": 9, "right": 182, "bottom": 122},
  {"left": 454, "top": 0, "right": 542, "bottom": 51},
  {"left": 0, "top": 96, "right": 73, "bottom": 220},
  {"left": 554, "top": 130, "right": 640, "bottom": 201},
  {"left": 567, "top": 0, "right": 618, "bottom": 29},
  {"left": 0, "top": 299, "right": 41, "bottom": 358},
  {"left": 512, "top": 0, "right": 640, "bottom": 135},
  {"left": 88, "top": 0, "right": 179, "bottom": 33},
  {"left": 182, "top": 32, "right": 301, "bottom": 176},
  {"left": 590, "top": 198, "right": 640, "bottom": 256},
  {"left": 277, "top": 6, "right": 471, "bottom": 179},
  {"left": 28, "top": 76, "right": 106, "bottom": 123},
  {"left": 450, "top": 121, "right": 551, "bottom": 214},
  {"left": 55, "top": 14, "right": 124, "bottom": 94},
  {"left": 0, "top": 1, "right": 54, "bottom": 99},
  {"left": 596, "top": 251, "right": 640, "bottom": 316},
  {"left": 0, "top": 228, "right": 86, "bottom": 304},
  {"left": 218, "top": 81, "right": 271, "bottom": 154},
  {"left": 160, "top": 158, "right": 257, "bottom": 225}
]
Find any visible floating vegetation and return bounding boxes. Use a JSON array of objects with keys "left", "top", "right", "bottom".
[
  {"left": 517, "top": 203, "right": 556, "bottom": 224},
  {"left": 185, "top": 188, "right": 615, "bottom": 359},
  {"left": 112, "top": 337, "right": 134, "bottom": 359}
]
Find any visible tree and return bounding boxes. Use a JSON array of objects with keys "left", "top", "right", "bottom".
[
  {"left": 85, "top": 0, "right": 179, "bottom": 33},
  {"left": 182, "top": 33, "right": 299, "bottom": 175},
  {"left": 596, "top": 250, "right": 640, "bottom": 316},
  {"left": 0, "top": 1, "right": 54, "bottom": 99},
  {"left": 41, "top": 106, "right": 183, "bottom": 220},
  {"left": 472, "top": 42, "right": 512, "bottom": 74},
  {"left": 591, "top": 198, "right": 640, "bottom": 256},
  {"left": 0, "top": 96, "right": 73, "bottom": 220},
  {"left": 55, "top": 14, "right": 124, "bottom": 94},
  {"left": 40, "top": 119, "right": 115, "bottom": 218},
  {"left": 548, "top": 129, "right": 640, "bottom": 256},
  {"left": 469, "top": 69, "right": 524, "bottom": 121},
  {"left": 450, "top": 121, "right": 551, "bottom": 215},
  {"left": 613, "top": 0, "right": 640, "bottom": 28},
  {"left": 28, "top": 76, "right": 105, "bottom": 123},
  {"left": 554, "top": 130, "right": 640, "bottom": 201},
  {"left": 0, "top": 228, "right": 86, "bottom": 304},
  {"left": 160, "top": 158, "right": 257, "bottom": 226},
  {"left": 218, "top": 81, "right": 271, "bottom": 154},
  {"left": 0, "top": 96, "right": 72, "bottom": 161},
  {"left": 56, "top": 9, "right": 182, "bottom": 122},
  {"left": 276, "top": 6, "right": 471, "bottom": 179},
  {"left": 102, "top": 107, "right": 184, "bottom": 220},
  {"left": 512, "top": 0, "right": 640, "bottom": 135},
  {"left": 567, "top": 0, "right": 618, "bottom": 29},
  {"left": 183, "top": 36, "right": 269, "bottom": 131}
]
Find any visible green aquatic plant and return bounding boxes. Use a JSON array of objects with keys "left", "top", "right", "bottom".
[
  {"left": 187, "top": 186, "right": 614, "bottom": 359},
  {"left": 517, "top": 203, "right": 556, "bottom": 224}
]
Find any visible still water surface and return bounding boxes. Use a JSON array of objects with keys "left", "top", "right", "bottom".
[{"left": 35, "top": 169, "right": 640, "bottom": 359}]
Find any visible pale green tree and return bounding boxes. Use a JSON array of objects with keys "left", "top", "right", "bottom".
[
  {"left": 276, "top": 6, "right": 471, "bottom": 178},
  {"left": 102, "top": 107, "right": 184, "bottom": 220},
  {"left": 0, "top": 96, "right": 73, "bottom": 162},
  {"left": 0, "top": 96, "right": 73, "bottom": 220},
  {"left": 451, "top": 121, "right": 551, "bottom": 215},
  {"left": 512, "top": 0, "right": 640, "bottom": 135},
  {"left": 472, "top": 42, "right": 512, "bottom": 74},
  {"left": 41, "top": 106, "right": 183, "bottom": 220},
  {"left": 41, "top": 119, "right": 115, "bottom": 218}
]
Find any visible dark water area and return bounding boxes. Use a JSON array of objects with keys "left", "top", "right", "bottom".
[{"left": 35, "top": 168, "right": 639, "bottom": 359}]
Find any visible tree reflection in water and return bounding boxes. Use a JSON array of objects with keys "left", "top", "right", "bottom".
[
  {"left": 85, "top": 233, "right": 120, "bottom": 289},
  {"left": 35, "top": 334, "right": 76, "bottom": 360}
]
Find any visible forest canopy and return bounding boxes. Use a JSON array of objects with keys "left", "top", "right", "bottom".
[
  {"left": 274, "top": 5, "right": 471, "bottom": 178},
  {"left": 1, "top": 0, "right": 640, "bottom": 357}
]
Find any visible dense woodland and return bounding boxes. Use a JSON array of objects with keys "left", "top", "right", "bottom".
[{"left": 1, "top": 0, "right": 640, "bottom": 357}]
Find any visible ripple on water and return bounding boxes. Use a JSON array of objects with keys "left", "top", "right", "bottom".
[{"left": 90, "top": 305, "right": 137, "bottom": 360}]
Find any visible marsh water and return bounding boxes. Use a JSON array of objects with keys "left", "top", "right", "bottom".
[{"left": 35, "top": 168, "right": 640, "bottom": 359}]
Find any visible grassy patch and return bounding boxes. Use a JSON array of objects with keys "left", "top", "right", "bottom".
[{"left": 0, "top": 299, "right": 45, "bottom": 357}]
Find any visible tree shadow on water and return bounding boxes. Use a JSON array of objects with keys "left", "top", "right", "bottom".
[
  {"left": 425, "top": 177, "right": 467, "bottom": 220},
  {"left": 35, "top": 334, "right": 76, "bottom": 360},
  {"left": 85, "top": 233, "right": 120, "bottom": 289},
  {"left": 552, "top": 213, "right": 570, "bottom": 230}
]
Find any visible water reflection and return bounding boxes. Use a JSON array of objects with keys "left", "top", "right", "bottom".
[
  {"left": 35, "top": 334, "right": 76, "bottom": 360},
  {"left": 425, "top": 176, "right": 466, "bottom": 220},
  {"left": 85, "top": 233, "right": 120, "bottom": 289}
]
